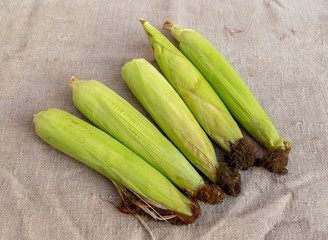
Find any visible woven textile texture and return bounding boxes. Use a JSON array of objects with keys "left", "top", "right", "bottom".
[{"left": 1, "top": 0, "right": 327, "bottom": 239}]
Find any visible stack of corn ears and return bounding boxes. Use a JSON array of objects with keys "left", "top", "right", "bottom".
[
  {"left": 33, "top": 18, "right": 290, "bottom": 226},
  {"left": 34, "top": 108, "right": 200, "bottom": 225},
  {"left": 139, "top": 19, "right": 257, "bottom": 172},
  {"left": 122, "top": 59, "right": 241, "bottom": 196},
  {"left": 69, "top": 77, "right": 224, "bottom": 204},
  {"left": 162, "top": 21, "right": 291, "bottom": 174}
]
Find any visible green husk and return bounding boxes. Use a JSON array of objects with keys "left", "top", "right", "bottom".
[
  {"left": 164, "top": 21, "right": 290, "bottom": 174},
  {"left": 34, "top": 108, "right": 200, "bottom": 223},
  {"left": 139, "top": 19, "right": 257, "bottom": 171},
  {"left": 122, "top": 59, "right": 241, "bottom": 196},
  {"left": 69, "top": 77, "right": 224, "bottom": 204}
]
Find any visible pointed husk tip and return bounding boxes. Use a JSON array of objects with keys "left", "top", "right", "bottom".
[
  {"left": 163, "top": 21, "right": 175, "bottom": 31},
  {"left": 138, "top": 18, "right": 147, "bottom": 25},
  {"left": 33, "top": 109, "right": 49, "bottom": 121},
  {"left": 69, "top": 76, "right": 80, "bottom": 86}
]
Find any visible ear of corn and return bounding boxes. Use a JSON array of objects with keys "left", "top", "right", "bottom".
[
  {"left": 164, "top": 21, "right": 290, "bottom": 174},
  {"left": 68, "top": 77, "right": 206, "bottom": 196},
  {"left": 139, "top": 19, "right": 242, "bottom": 153},
  {"left": 122, "top": 58, "right": 218, "bottom": 183},
  {"left": 33, "top": 108, "right": 195, "bottom": 218}
]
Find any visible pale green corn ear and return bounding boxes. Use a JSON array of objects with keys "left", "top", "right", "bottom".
[
  {"left": 164, "top": 21, "right": 291, "bottom": 174},
  {"left": 122, "top": 59, "right": 241, "bottom": 196},
  {"left": 34, "top": 108, "right": 201, "bottom": 224},
  {"left": 139, "top": 19, "right": 257, "bottom": 172},
  {"left": 69, "top": 77, "right": 224, "bottom": 204}
]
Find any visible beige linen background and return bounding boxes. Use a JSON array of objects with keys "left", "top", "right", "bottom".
[{"left": 1, "top": 0, "right": 328, "bottom": 239}]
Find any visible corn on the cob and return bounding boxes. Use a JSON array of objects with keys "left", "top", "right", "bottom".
[
  {"left": 69, "top": 77, "right": 224, "bottom": 204},
  {"left": 164, "top": 21, "right": 291, "bottom": 174},
  {"left": 33, "top": 108, "right": 200, "bottom": 224},
  {"left": 122, "top": 59, "right": 241, "bottom": 196},
  {"left": 139, "top": 19, "right": 257, "bottom": 171}
]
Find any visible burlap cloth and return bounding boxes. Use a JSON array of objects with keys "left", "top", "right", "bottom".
[{"left": 1, "top": 0, "right": 327, "bottom": 239}]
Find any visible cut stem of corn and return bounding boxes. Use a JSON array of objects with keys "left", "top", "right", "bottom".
[
  {"left": 122, "top": 58, "right": 241, "bottom": 196},
  {"left": 69, "top": 77, "right": 224, "bottom": 204},
  {"left": 34, "top": 108, "right": 200, "bottom": 224},
  {"left": 164, "top": 21, "right": 291, "bottom": 174},
  {"left": 140, "top": 19, "right": 257, "bottom": 171}
]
